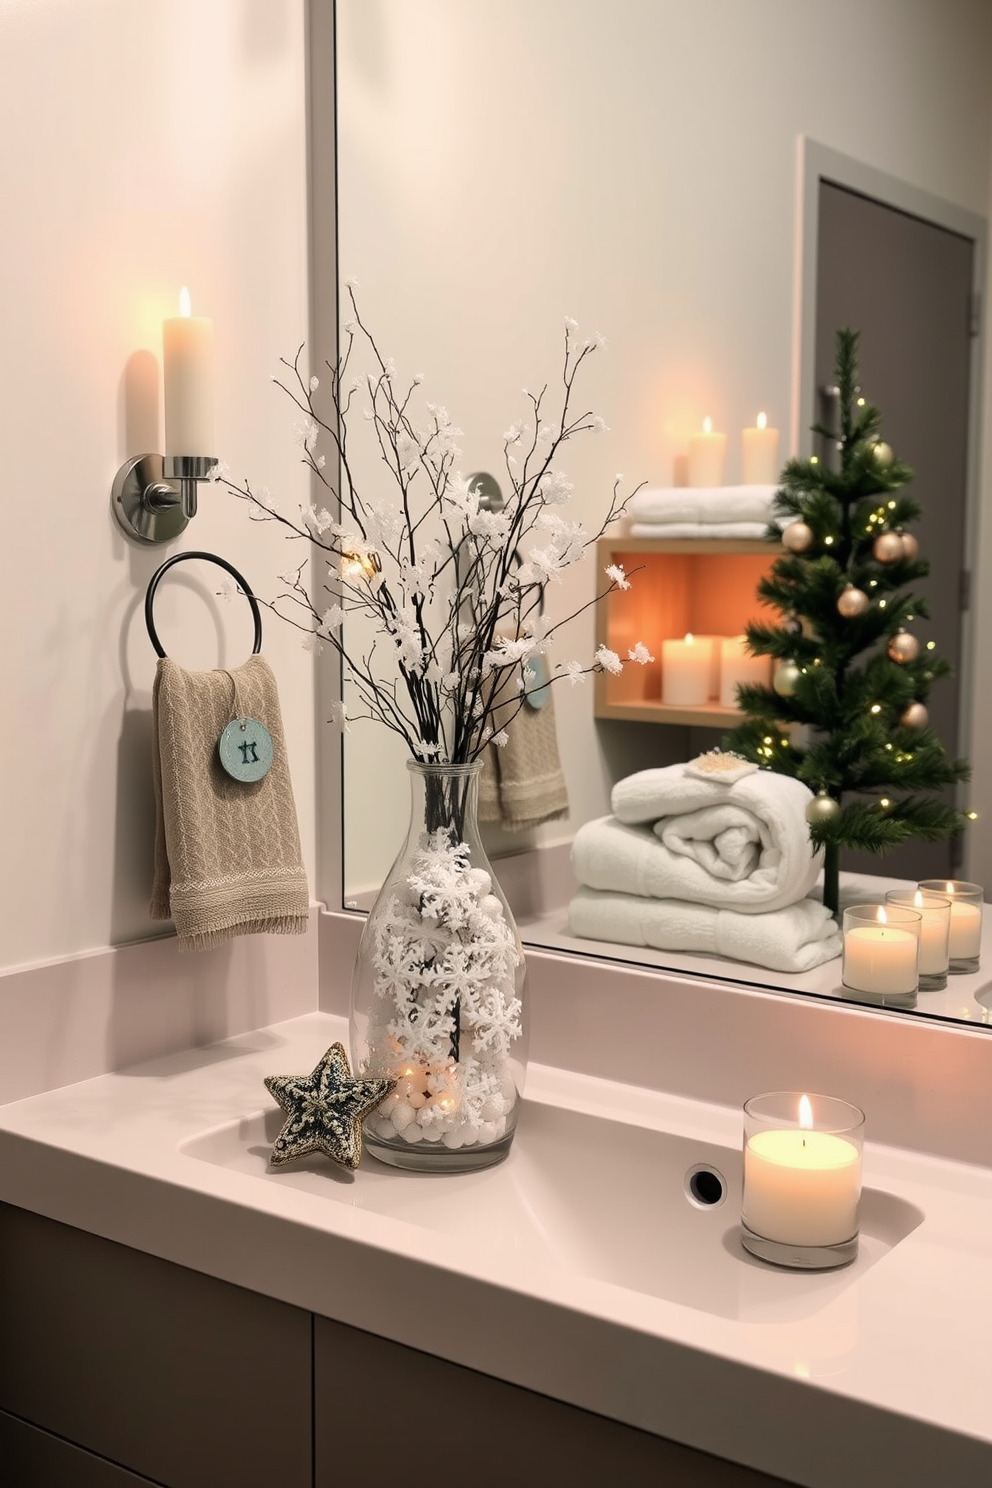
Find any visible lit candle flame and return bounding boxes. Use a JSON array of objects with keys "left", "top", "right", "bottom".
[
  {"left": 702, "top": 416, "right": 713, "bottom": 434},
  {"left": 179, "top": 285, "right": 191, "bottom": 318},
  {"left": 798, "top": 1094, "right": 813, "bottom": 1129},
  {"left": 685, "top": 632, "right": 694, "bottom": 644},
  {"left": 946, "top": 881, "right": 956, "bottom": 895},
  {"left": 757, "top": 411, "right": 767, "bottom": 430},
  {"left": 914, "top": 890, "right": 924, "bottom": 908},
  {"left": 878, "top": 906, "right": 888, "bottom": 925}
]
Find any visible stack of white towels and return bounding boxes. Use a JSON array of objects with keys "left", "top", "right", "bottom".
[
  {"left": 628, "top": 484, "right": 782, "bottom": 541},
  {"left": 568, "top": 754, "right": 842, "bottom": 973}
]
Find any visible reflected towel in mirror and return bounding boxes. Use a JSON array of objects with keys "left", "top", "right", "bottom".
[{"left": 568, "top": 887, "right": 841, "bottom": 973}]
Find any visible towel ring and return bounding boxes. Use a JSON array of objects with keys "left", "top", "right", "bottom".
[{"left": 145, "top": 550, "right": 263, "bottom": 659}]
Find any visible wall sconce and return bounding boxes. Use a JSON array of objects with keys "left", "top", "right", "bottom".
[{"left": 112, "top": 287, "right": 218, "bottom": 544}]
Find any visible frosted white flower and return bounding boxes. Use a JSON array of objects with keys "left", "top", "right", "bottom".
[
  {"left": 303, "top": 503, "right": 334, "bottom": 534},
  {"left": 627, "top": 641, "right": 654, "bottom": 664},
  {"left": 563, "top": 660, "right": 586, "bottom": 686},
  {"left": 503, "top": 420, "right": 525, "bottom": 444},
  {"left": 342, "top": 319, "right": 357, "bottom": 333},
  {"left": 492, "top": 730, "right": 509, "bottom": 748},
  {"left": 536, "top": 469, "right": 574, "bottom": 505},
  {"left": 605, "top": 563, "right": 631, "bottom": 590},
  {"left": 344, "top": 275, "right": 360, "bottom": 288},
  {"left": 294, "top": 417, "right": 319, "bottom": 453},
  {"left": 595, "top": 645, "right": 623, "bottom": 675},
  {"left": 520, "top": 546, "right": 566, "bottom": 585},
  {"left": 309, "top": 375, "right": 320, "bottom": 391},
  {"left": 302, "top": 632, "right": 324, "bottom": 655},
  {"left": 328, "top": 700, "right": 349, "bottom": 731},
  {"left": 483, "top": 636, "right": 534, "bottom": 674},
  {"left": 207, "top": 460, "right": 231, "bottom": 482},
  {"left": 217, "top": 576, "right": 237, "bottom": 604},
  {"left": 564, "top": 316, "right": 579, "bottom": 332},
  {"left": 321, "top": 604, "right": 345, "bottom": 633},
  {"left": 469, "top": 508, "right": 511, "bottom": 540},
  {"left": 593, "top": 415, "right": 610, "bottom": 433},
  {"left": 278, "top": 567, "right": 304, "bottom": 586}
]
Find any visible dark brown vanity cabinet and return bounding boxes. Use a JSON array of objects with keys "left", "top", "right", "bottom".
[{"left": 0, "top": 1202, "right": 791, "bottom": 1488}]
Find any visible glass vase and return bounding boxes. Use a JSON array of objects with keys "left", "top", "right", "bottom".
[{"left": 349, "top": 760, "right": 527, "bottom": 1172}]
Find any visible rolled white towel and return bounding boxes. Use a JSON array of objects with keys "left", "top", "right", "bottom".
[
  {"left": 568, "top": 887, "right": 842, "bottom": 974},
  {"left": 629, "top": 484, "right": 779, "bottom": 525},
  {"left": 571, "top": 758, "right": 822, "bottom": 913},
  {"left": 629, "top": 520, "right": 775, "bottom": 541}
]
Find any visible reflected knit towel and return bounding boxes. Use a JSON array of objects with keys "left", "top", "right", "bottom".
[
  {"left": 478, "top": 684, "right": 569, "bottom": 832},
  {"left": 568, "top": 887, "right": 842, "bottom": 973},
  {"left": 151, "top": 655, "right": 309, "bottom": 952}
]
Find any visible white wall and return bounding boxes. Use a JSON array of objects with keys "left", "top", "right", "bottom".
[
  {"left": 337, "top": 0, "right": 992, "bottom": 893},
  {"left": 0, "top": 0, "right": 314, "bottom": 971}
]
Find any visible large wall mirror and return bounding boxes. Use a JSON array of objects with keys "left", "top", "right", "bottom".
[{"left": 333, "top": 0, "right": 992, "bottom": 1030}]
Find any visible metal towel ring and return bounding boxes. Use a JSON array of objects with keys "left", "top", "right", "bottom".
[{"left": 144, "top": 550, "right": 263, "bottom": 659}]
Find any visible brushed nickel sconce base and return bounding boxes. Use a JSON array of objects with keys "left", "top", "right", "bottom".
[{"left": 112, "top": 453, "right": 217, "bottom": 545}]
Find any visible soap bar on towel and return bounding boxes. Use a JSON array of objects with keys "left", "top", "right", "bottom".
[
  {"left": 150, "top": 655, "right": 309, "bottom": 952},
  {"left": 568, "top": 887, "right": 842, "bottom": 974}
]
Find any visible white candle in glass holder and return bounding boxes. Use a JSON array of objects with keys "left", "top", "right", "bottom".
[
  {"left": 843, "top": 910, "right": 918, "bottom": 995},
  {"left": 661, "top": 634, "right": 712, "bottom": 705},
  {"left": 719, "top": 635, "right": 772, "bottom": 708},
  {"left": 885, "top": 889, "right": 949, "bottom": 975},
  {"left": 743, "top": 1096, "right": 861, "bottom": 1247},
  {"left": 163, "top": 286, "right": 215, "bottom": 455}
]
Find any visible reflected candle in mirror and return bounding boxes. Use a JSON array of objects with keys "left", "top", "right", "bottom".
[
  {"left": 919, "top": 879, "right": 983, "bottom": 973},
  {"left": 742, "top": 1093, "right": 864, "bottom": 1256},
  {"left": 741, "top": 412, "right": 780, "bottom": 485},
  {"left": 687, "top": 416, "right": 727, "bottom": 487},
  {"left": 661, "top": 633, "right": 712, "bottom": 705},
  {"left": 884, "top": 888, "right": 950, "bottom": 990},
  {"left": 842, "top": 904, "right": 920, "bottom": 996},
  {"left": 718, "top": 635, "right": 772, "bottom": 708}
]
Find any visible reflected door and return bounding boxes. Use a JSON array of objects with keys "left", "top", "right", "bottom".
[{"left": 815, "top": 179, "right": 975, "bottom": 881}]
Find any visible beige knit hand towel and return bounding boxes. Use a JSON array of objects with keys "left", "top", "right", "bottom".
[
  {"left": 479, "top": 682, "right": 569, "bottom": 832},
  {"left": 151, "top": 655, "right": 309, "bottom": 952}
]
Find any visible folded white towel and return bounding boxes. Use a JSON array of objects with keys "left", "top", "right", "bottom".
[
  {"left": 568, "top": 887, "right": 841, "bottom": 973},
  {"left": 629, "top": 521, "right": 775, "bottom": 540},
  {"left": 571, "top": 760, "right": 821, "bottom": 913},
  {"left": 629, "top": 484, "right": 778, "bottom": 525}
]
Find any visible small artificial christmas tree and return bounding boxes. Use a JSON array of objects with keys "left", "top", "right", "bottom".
[{"left": 723, "top": 328, "right": 970, "bottom": 916}]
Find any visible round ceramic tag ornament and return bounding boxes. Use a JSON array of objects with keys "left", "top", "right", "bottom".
[{"left": 218, "top": 716, "right": 274, "bottom": 782}]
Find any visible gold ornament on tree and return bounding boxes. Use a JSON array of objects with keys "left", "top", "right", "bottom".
[
  {"left": 887, "top": 629, "right": 920, "bottom": 664},
  {"left": 873, "top": 530, "right": 903, "bottom": 564},
  {"left": 872, "top": 440, "right": 894, "bottom": 468},
  {"left": 900, "top": 701, "right": 929, "bottom": 729},
  {"left": 899, "top": 530, "right": 919, "bottom": 562},
  {"left": 772, "top": 659, "right": 801, "bottom": 697},
  {"left": 806, "top": 790, "right": 841, "bottom": 826},
  {"left": 837, "top": 584, "right": 869, "bottom": 618},
  {"left": 782, "top": 521, "right": 814, "bottom": 553}
]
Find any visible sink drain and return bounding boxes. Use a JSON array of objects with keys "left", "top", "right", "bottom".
[{"left": 684, "top": 1163, "right": 728, "bottom": 1209}]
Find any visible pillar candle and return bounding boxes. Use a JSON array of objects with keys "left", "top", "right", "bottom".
[
  {"left": 741, "top": 412, "right": 780, "bottom": 485},
  {"left": 691, "top": 634, "right": 723, "bottom": 699},
  {"left": 718, "top": 635, "right": 771, "bottom": 708},
  {"left": 163, "top": 286, "right": 215, "bottom": 455},
  {"left": 661, "top": 634, "right": 712, "bottom": 705},
  {"left": 687, "top": 417, "right": 727, "bottom": 487}
]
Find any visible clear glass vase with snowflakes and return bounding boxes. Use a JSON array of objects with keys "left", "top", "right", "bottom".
[{"left": 350, "top": 760, "right": 527, "bottom": 1172}]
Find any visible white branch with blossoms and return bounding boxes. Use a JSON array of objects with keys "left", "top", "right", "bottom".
[{"left": 210, "top": 288, "right": 651, "bottom": 763}]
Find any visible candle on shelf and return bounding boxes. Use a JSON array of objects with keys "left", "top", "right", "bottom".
[
  {"left": 163, "top": 285, "right": 215, "bottom": 455},
  {"left": 687, "top": 416, "right": 727, "bottom": 487},
  {"left": 718, "top": 635, "right": 772, "bottom": 709},
  {"left": 742, "top": 1093, "right": 864, "bottom": 1267},
  {"left": 741, "top": 411, "right": 780, "bottom": 485},
  {"left": 691, "top": 634, "right": 723, "bottom": 699},
  {"left": 919, "top": 879, "right": 983, "bottom": 973},
  {"left": 885, "top": 888, "right": 950, "bottom": 990},
  {"left": 661, "top": 633, "right": 712, "bottom": 706},
  {"left": 842, "top": 904, "right": 920, "bottom": 997}
]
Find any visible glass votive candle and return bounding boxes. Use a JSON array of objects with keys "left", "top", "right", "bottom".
[
  {"left": 741, "top": 1092, "right": 865, "bottom": 1270},
  {"left": 918, "top": 879, "right": 983, "bottom": 974},
  {"left": 842, "top": 904, "right": 921, "bottom": 1002},
  {"left": 885, "top": 888, "right": 950, "bottom": 991}
]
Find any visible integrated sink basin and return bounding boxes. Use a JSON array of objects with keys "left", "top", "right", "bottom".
[{"left": 181, "top": 1090, "right": 924, "bottom": 1324}]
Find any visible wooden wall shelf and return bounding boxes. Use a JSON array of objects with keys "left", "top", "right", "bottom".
[{"left": 594, "top": 535, "right": 781, "bottom": 725}]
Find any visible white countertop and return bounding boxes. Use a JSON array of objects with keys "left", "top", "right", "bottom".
[{"left": 0, "top": 1011, "right": 989, "bottom": 1488}]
